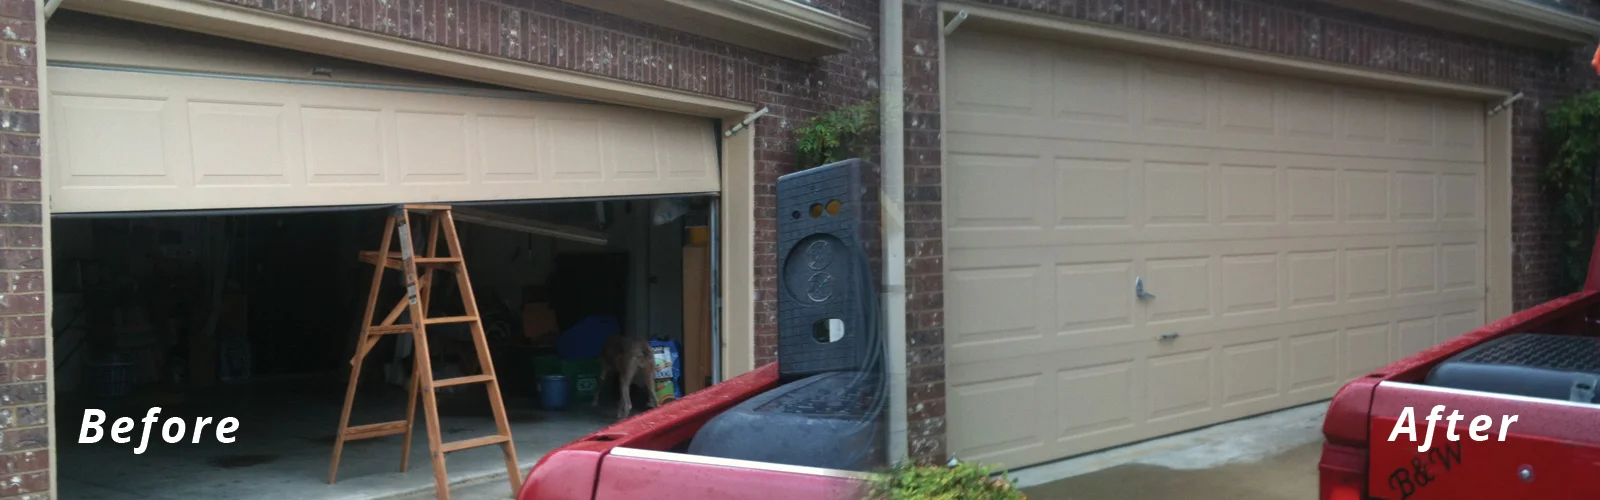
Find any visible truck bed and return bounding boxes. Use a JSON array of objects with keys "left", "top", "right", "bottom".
[{"left": 518, "top": 363, "right": 874, "bottom": 500}]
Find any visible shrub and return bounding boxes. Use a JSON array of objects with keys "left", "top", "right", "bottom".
[{"left": 867, "top": 461, "right": 1027, "bottom": 500}]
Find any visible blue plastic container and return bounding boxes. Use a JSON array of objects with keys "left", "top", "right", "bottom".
[{"left": 540, "top": 374, "right": 570, "bottom": 411}]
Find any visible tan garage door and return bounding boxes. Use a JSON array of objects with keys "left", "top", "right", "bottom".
[
  {"left": 44, "top": 16, "right": 718, "bottom": 214},
  {"left": 944, "top": 31, "right": 1486, "bottom": 468}
]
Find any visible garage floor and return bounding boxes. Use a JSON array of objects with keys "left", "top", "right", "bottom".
[{"left": 57, "top": 378, "right": 613, "bottom": 500}]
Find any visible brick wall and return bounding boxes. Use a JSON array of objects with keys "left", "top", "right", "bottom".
[
  {"left": 900, "top": 0, "right": 1600, "bottom": 463},
  {"left": 0, "top": 0, "right": 45, "bottom": 496}
]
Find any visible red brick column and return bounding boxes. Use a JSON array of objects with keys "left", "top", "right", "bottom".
[
  {"left": 0, "top": 0, "right": 46, "bottom": 497},
  {"left": 902, "top": 0, "right": 946, "bottom": 464}
]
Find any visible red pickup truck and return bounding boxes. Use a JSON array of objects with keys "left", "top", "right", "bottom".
[
  {"left": 1320, "top": 238, "right": 1600, "bottom": 500},
  {"left": 515, "top": 363, "right": 874, "bottom": 500}
]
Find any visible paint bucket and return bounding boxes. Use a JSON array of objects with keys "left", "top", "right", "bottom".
[{"left": 540, "top": 375, "right": 570, "bottom": 411}]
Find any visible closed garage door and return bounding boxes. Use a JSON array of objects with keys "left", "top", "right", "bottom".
[
  {"left": 45, "top": 15, "right": 719, "bottom": 214},
  {"left": 944, "top": 31, "right": 1487, "bottom": 468}
]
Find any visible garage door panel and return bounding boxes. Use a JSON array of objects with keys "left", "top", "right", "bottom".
[
  {"left": 949, "top": 372, "right": 1046, "bottom": 460},
  {"left": 1146, "top": 348, "right": 1215, "bottom": 421},
  {"left": 946, "top": 136, "right": 1485, "bottom": 250},
  {"left": 54, "top": 94, "right": 175, "bottom": 188},
  {"left": 188, "top": 101, "right": 292, "bottom": 186},
  {"left": 397, "top": 111, "right": 471, "bottom": 183},
  {"left": 48, "top": 67, "right": 720, "bottom": 212},
  {"left": 952, "top": 301, "right": 1481, "bottom": 462},
  {"left": 1056, "top": 261, "right": 1137, "bottom": 334},
  {"left": 946, "top": 152, "right": 1049, "bottom": 232},
  {"left": 951, "top": 33, "right": 1482, "bottom": 165},
  {"left": 302, "top": 106, "right": 387, "bottom": 184},
  {"left": 1056, "top": 359, "right": 1138, "bottom": 440},
  {"left": 946, "top": 261, "right": 1051, "bottom": 352},
  {"left": 948, "top": 31, "right": 1489, "bottom": 468},
  {"left": 1220, "top": 338, "right": 1282, "bottom": 407},
  {"left": 1287, "top": 329, "right": 1341, "bottom": 395},
  {"left": 949, "top": 249, "right": 1483, "bottom": 367},
  {"left": 477, "top": 115, "right": 541, "bottom": 182}
]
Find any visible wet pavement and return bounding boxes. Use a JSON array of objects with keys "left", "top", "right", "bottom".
[{"left": 1021, "top": 440, "right": 1321, "bottom": 499}]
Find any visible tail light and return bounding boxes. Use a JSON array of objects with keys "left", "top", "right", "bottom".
[{"left": 1319, "top": 442, "right": 1367, "bottom": 500}]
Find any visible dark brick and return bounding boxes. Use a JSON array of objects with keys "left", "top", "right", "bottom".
[
  {"left": 0, "top": 0, "right": 33, "bottom": 21},
  {"left": 3, "top": 89, "right": 33, "bottom": 111},
  {"left": 1, "top": 271, "right": 39, "bottom": 293},
  {"left": 0, "top": 203, "right": 37, "bottom": 224},
  {"left": 0, "top": 450, "right": 45, "bottom": 474},
  {"left": 0, "top": 470, "right": 45, "bottom": 496},
  {"left": 0, "top": 383, "right": 43, "bottom": 405},
  {"left": 0, "top": 249, "right": 38, "bottom": 269},
  {"left": 0, "top": 19, "right": 31, "bottom": 43},
  {"left": 1, "top": 45, "right": 30, "bottom": 68},
  {"left": 0, "top": 65, "right": 32, "bottom": 87},
  {"left": 3, "top": 226, "right": 40, "bottom": 248},
  {"left": 3, "top": 179, "right": 35, "bottom": 201},
  {"left": 909, "top": 364, "right": 943, "bottom": 385},
  {"left": 909, "top": 397, "right": 945, "bottom": 421},
  {"left": 906, "top": 345, "right": 944, "bottom": 367},
  {"left": 908, "top": 381, "right": 945, "bottom": 403},
  {"left": 0, "top": 135, "right": 37, "bottom": 157},
  {"left": 0, "top": 156, "right": 36, "bottom": 179},
  {"left": 0, "top": 337, "right": 42, "bottom": 360},
  {"left": 2, "top": 427, "right": 46, "bottom": 451},
  {"left": 0, "top": 111, "right": 34, "bottom": 133},
  {"left": 8, "top": 360, "right": 43, "bottom": 381}
]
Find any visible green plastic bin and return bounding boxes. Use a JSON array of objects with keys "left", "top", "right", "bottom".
[{"left": 532, "top": 355, "right": 601, "bottom": 404}]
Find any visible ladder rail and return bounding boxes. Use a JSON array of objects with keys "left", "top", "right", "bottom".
[
  {"left": 440, "top": 212, "right": 523, "bottom": 492},
  {"left": 395, "top": 211, "right": 454, "bottom": 500},
  {"left": 330, "top": 215, "right": 397, "bottom": 484}
]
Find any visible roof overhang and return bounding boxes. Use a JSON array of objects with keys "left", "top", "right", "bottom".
[
  {"left": 1328, "top": 0, "right": 1600, "bottom": 49},
  {"left": 560, "top": 0, "right": 871, "bottom": 60}
]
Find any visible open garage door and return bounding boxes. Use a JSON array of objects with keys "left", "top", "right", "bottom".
[
  {"left": 943, "top": 30, "right": 1488, "bottom": 468},
  {"left": 45, "top": 14, "right": 720, "bottom": 214}
]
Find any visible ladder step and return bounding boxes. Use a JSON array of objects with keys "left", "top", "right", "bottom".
[
  {"left": 365, "top": 324, "right": 414, "bottom": 335},
  {"left": 359, "top": 252, "right": 460, "bottom": 271},
  {"left": 404, "top": 204, "right": 452, "bottom": 211},
  {"left": 423, "top": 316, "right": 478, "bottom": 325},
  {"left": 342, "top": 421, "right": 410, "bottom": 441},
  {"left": 432, "top": 374, "right": 495, "bottom": 388},
  {"left": 413, "top": 257, "right": 463, "bottom": 264},
  {"left": 440, "top": 435, "right": 511, "bottom": 453}
]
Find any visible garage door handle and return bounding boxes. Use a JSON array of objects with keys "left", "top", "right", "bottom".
[{"left": 1135, "top": 276, "right": 1155, "bottom": 300}]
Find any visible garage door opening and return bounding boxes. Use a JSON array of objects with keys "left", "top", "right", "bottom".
[{"left": 50, "top": 196, "right": 718, "bottom": 499}]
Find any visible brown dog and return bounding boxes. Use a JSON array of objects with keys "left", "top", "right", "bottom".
[{"left": 593, "top": 334, "right": 657, "bottom": 419}]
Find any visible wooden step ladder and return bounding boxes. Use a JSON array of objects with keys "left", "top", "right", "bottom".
[{"left": 328, "top": 204, "right": 521, "bottom": 499}]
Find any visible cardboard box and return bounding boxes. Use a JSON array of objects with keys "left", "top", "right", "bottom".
[{"left": 522, "top": 301, "right": 560, "bottom": 341}]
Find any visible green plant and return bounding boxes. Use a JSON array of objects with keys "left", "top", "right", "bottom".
[
  {"left": 867, "top": 461, "right": 1027, "bottom": 500},
  {"left": 795, "top": 101, "right": 878, "bottom": 169},
  {"left": 1543, "top": 91, "right": 1600, "bottom": 293}
]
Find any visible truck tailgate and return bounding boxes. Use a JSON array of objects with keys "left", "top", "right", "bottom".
[{"left": 1366, "top": 381, "right": 1600, "bottom": 499}]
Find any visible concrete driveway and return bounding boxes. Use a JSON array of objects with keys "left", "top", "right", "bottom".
[
  {"left": 1016, "top": 403, "right": 1327, "bottom": 500},
  {"left": 1021, "top": 440, "right": 1320, "bottom": 499}
]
